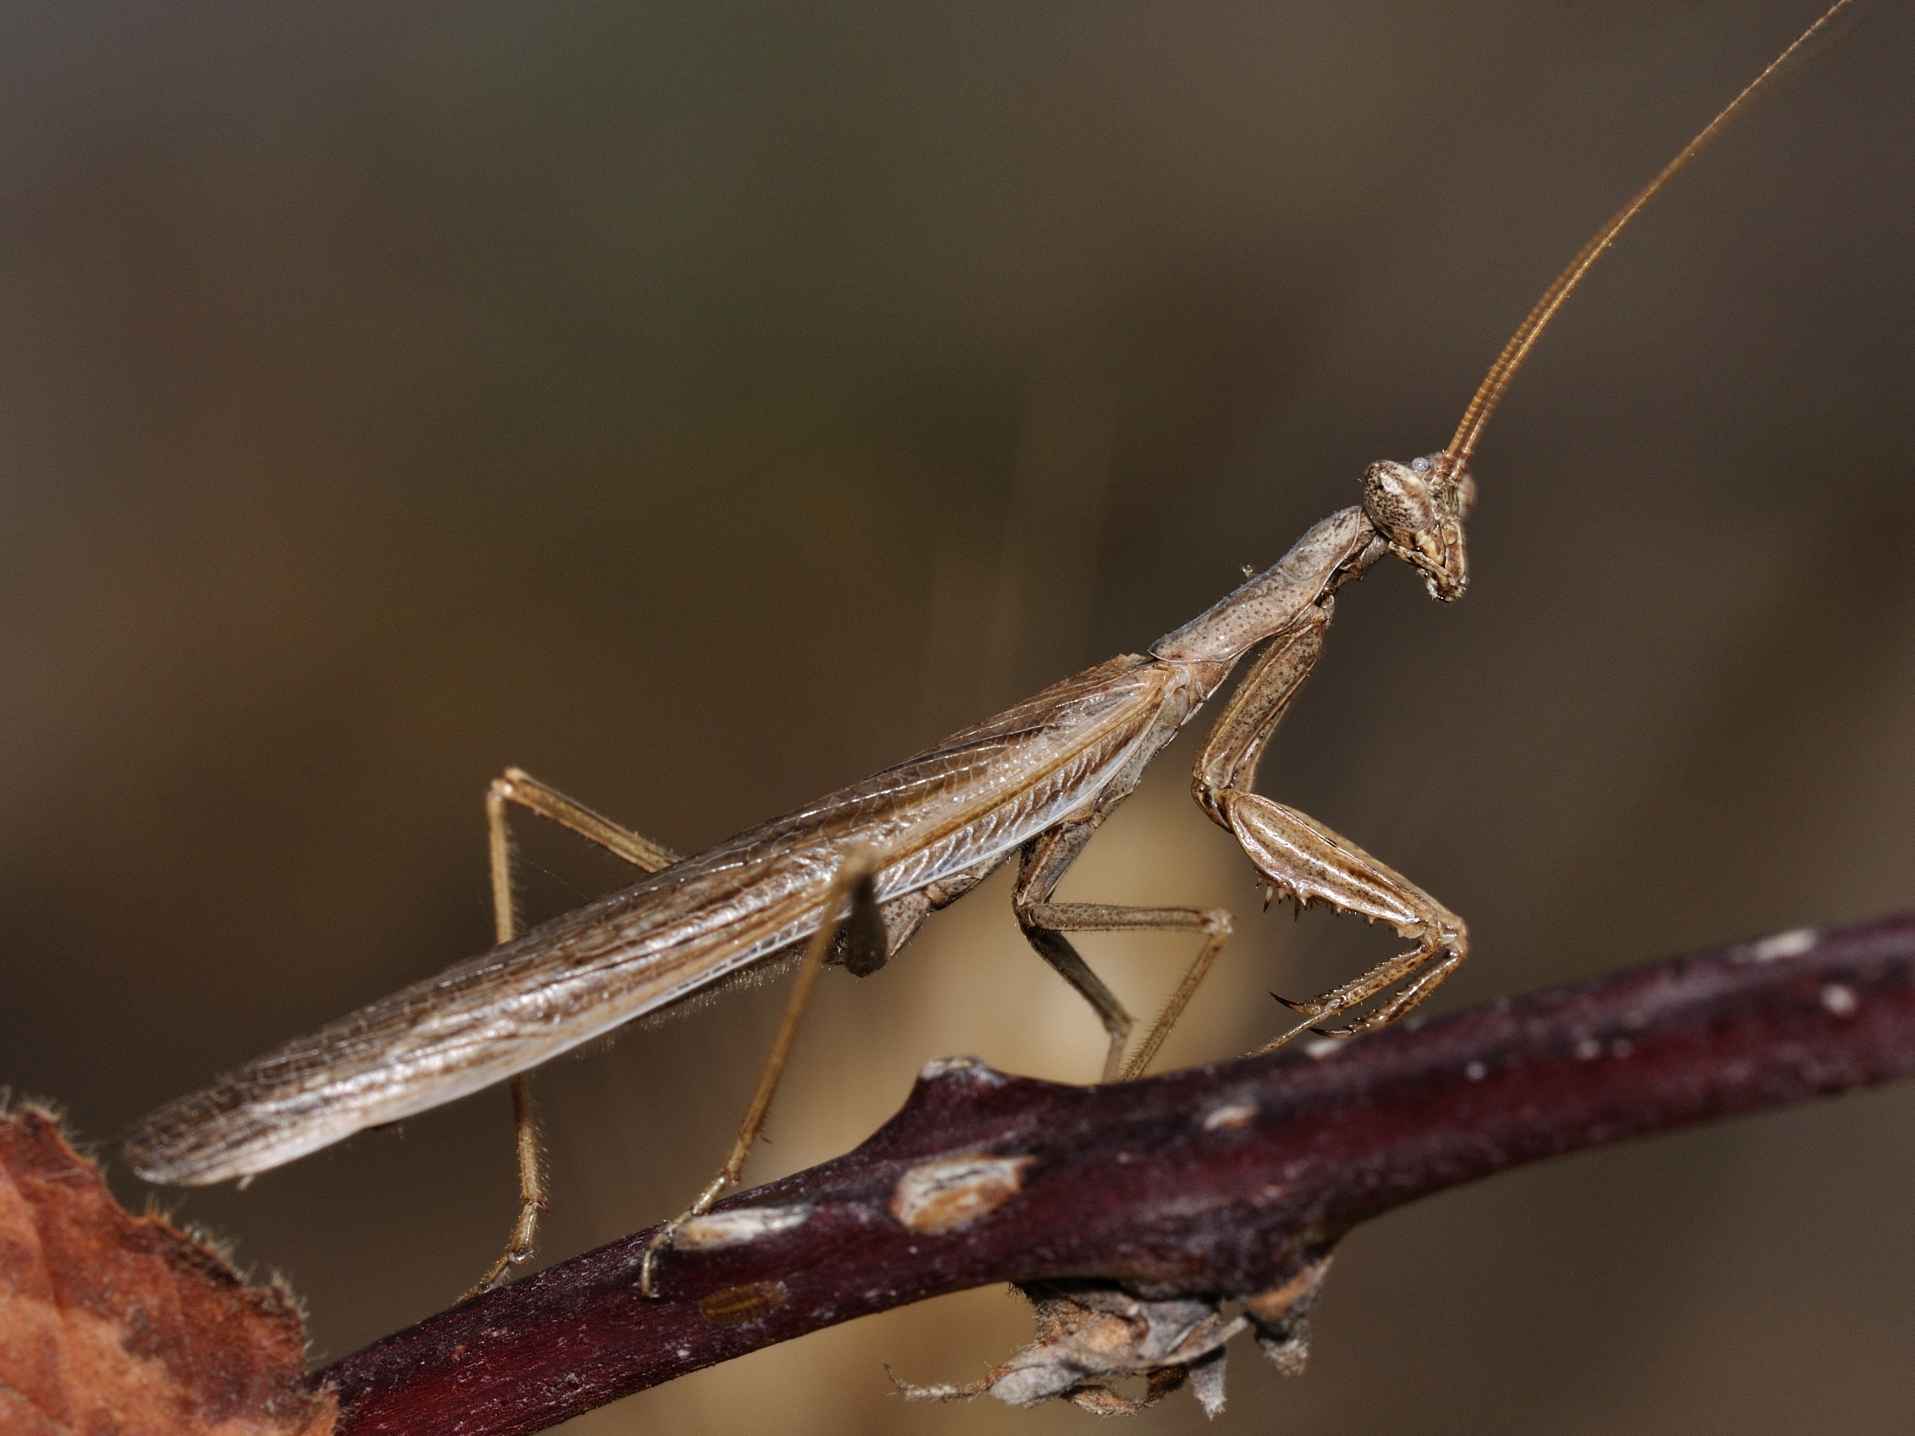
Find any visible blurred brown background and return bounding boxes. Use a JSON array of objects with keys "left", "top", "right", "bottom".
[{"left": 5, "top": 1, "right": 1910, "bottom": 1431}]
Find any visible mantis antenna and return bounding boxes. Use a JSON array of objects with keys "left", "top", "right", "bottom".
[{"left": 1444, "top": 0, "right": 1855, "bottom": 465}]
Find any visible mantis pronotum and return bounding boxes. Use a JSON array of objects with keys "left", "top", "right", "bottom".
[{"left": 114, "top": 0, "right": 1875, "bottom": 1304}]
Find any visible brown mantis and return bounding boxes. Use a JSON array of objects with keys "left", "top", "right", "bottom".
[{"left": 121, "top": 0, "right": 1862, "bottom": 1301}]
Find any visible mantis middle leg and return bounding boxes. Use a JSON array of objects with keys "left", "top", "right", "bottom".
[
  {"left": 639, "top": 850, "right": 889, "bottom": 1296},
  {"left": 1013, "top": 822, "right": 1235, "bottom": 1083}
]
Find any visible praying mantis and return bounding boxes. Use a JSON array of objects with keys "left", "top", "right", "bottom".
[{"left": 114, "top": 0, "right": 1879, "bottom": 1310}]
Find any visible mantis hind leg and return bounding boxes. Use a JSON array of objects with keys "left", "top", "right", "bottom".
[{"left": 469, "top": 766, "right": 686, "bottom": 1295}]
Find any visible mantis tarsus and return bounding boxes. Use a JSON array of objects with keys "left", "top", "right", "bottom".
[{"left": 121, "top": 1, "right": 1864, "bottom": 1299}]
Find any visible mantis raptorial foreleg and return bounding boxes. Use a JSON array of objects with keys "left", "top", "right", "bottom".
[
  {"left": 472, "top": 766, "right": 686, "bottom": 1293},
  {"left": 1186, "top": 606, "right": 1469, "bottom": 1049},
  {"left": 1012, "top": 822, "right": 1234, "bottom": 1083},
  {"left": 639, "top": 850, "right": 886, "bottom": 1296}
]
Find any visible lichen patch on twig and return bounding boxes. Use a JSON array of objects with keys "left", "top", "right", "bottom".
[
  {"left": 890, "top": 1154, "right": 1034, "bottom": 1235},
  {"left": 673, "top": 1205, "right": 811, "bottom": 1250},
  {"left": 698, "top": 1280, "right": 788, "bottom": 1325},
  {"left": 1741, "top": 927, "right": 1820, "bottom": 962},
  {"left": 1202, "top": 1100, "right": 1258, "bottom": 1132}
]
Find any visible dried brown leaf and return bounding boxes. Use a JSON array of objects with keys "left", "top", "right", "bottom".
[{"left": 0, "top": 1103, "right": 334, "bottom": 1436}]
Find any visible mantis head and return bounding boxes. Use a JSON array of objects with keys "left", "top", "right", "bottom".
[
  {"left": 1363, "top": 453, "right": 1474, "bottom": 602},
  {"left": 1376, "top": 0, "right": 1845, "bottom": 611}
]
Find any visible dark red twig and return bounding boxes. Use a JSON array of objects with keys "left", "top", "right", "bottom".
[{"left": 317, "top": 912, "right": 1915, "bottom": 1435}]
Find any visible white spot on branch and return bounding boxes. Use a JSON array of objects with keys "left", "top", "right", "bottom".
[
  {"left": 1743, "top": 928, "right": 1818, "bottom": 962},
  {"left": 919, "top": 1055, "right": 1007, "bottom": 1086},
  {"left": 891, "top": 1154, "right": 1033, "bottom": 1235},
  {"left": 1821, "top": 983, "right": 1858, "bottom": 1017},
  {"left": 673, "top": 1205, "right": 812, "bottom": 1250},
  {"left": 1202, "top": 1101, "right": 1257, "bottom": 1131}
]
